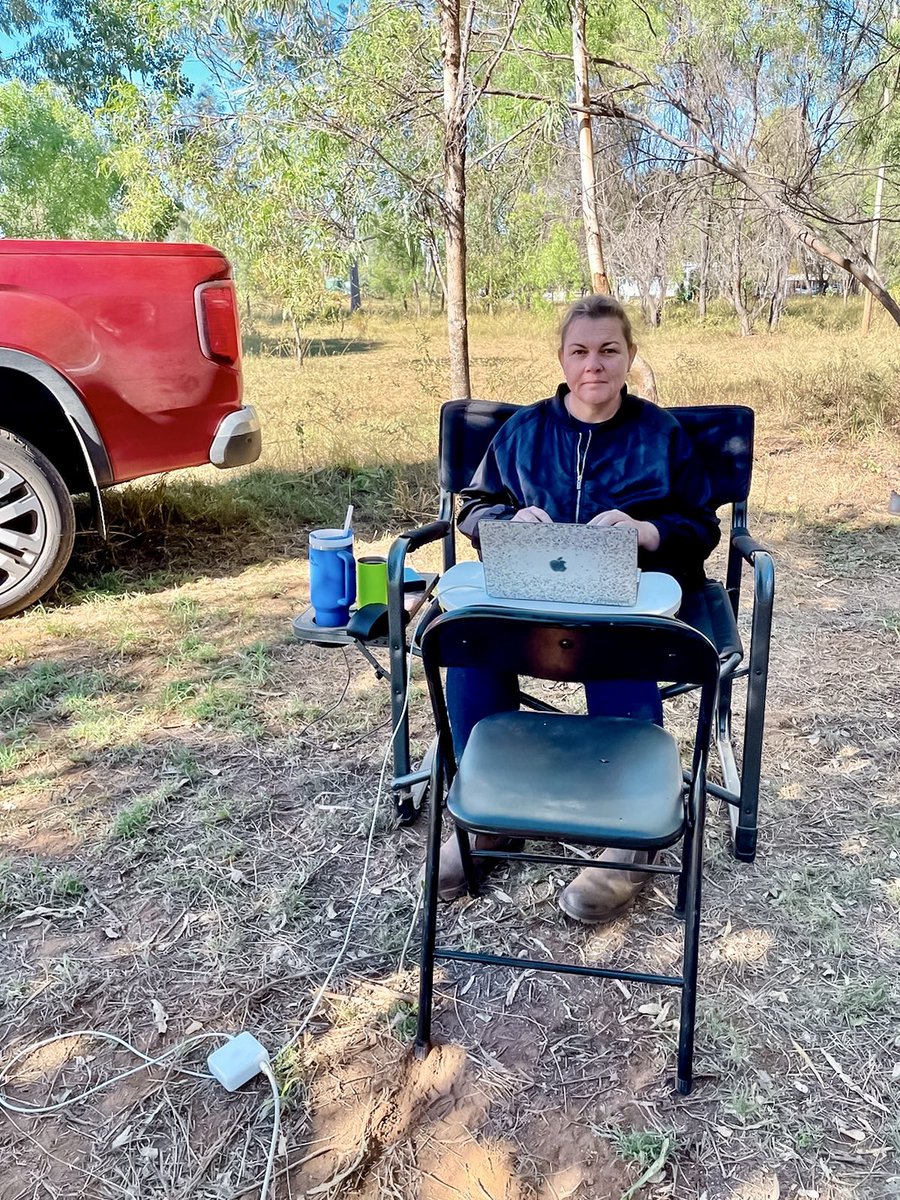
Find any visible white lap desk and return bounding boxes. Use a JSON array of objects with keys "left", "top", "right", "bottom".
[{"left": 436, "top": 562, "right": 681, "bottom": 618}]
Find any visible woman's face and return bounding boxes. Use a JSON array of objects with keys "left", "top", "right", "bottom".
[{"left": 558, "top": 316, "right": 636, "bottom": 421}]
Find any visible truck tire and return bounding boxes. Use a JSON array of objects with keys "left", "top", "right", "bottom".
[{"left": 0, "top": 429, "right": 76, "bottom": 618}]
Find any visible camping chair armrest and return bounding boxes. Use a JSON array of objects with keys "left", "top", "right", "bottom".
[
  {"left": 387, "top": 520, "right": 452, "bottom": 590},
  {"left": 396, "top": 519, "right": 452, "bottom": 556},
  {"left": 731, "top": 527, "right": 775, "bottom": 609},
  {"left": 731, "top": 527, "right": 770, "bottom": 566}
]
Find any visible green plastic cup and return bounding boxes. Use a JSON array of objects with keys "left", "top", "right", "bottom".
[{"left": 356, "top": 556, "right": 388, "bottom": 607}]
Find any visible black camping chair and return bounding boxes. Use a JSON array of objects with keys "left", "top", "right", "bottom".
[
  {"left": 383, "top": 400, "right": 774, "bottom": 859},
  {"left": 416, "top": 607, "right": 721, "bottom": 1094}
]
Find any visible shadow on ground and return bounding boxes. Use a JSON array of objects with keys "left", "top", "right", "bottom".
[
  {"left": 242, "top": 332, "right": 383, "bottom": 358},
  {"left": 44, "top": 460, "right": 439, "bottom": 607}
]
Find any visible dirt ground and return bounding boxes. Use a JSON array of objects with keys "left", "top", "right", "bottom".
[{"left": 1, "top": 322, "right": 899, "bottom": 1199}]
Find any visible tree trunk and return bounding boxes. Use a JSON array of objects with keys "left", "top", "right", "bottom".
[
  {"left": 573, "top": 0, "right": 656, "bottom": 397},
  {"left": 768, "top": 273, "right": 786, "bottom": 330},
  {"left": 290, "top": 316, "right": 305, "bottom": 363},
  {"left": 698, "top": 198, "right": 711, "bottom": 318},
  {"left": 861, "top": 160, "right": 887, "bottom": 335},
  {"left": 730, "top": 222, "right": 753, "bottom": 336},
  {"left": 349, "top": 261, "right": 361, "bottom": 312},
  {"left": 572, "top": 0, "right": 610, "bottom": 295},
  {"left": 440, "top": 0, "right": 471, "bottom": 399}
]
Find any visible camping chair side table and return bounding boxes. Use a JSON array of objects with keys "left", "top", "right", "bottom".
[{"left": 291, "top": 530, "right": 445, "bottom": 823}]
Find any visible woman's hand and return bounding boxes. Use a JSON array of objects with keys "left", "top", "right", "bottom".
[
  {"left": 588, "top": 509, "right": 661, "bottom": 551},
  {"left": 511, "top": 506, "right": 553, "bottom": 524}
]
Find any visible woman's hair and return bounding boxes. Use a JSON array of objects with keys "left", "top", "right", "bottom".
[{"left": 559, "top": 293, "right": 635, "bottom": 351}]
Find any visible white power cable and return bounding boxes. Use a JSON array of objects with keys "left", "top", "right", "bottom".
[
  {"left": 277, "top": 604, "right": 426, "bottom": 1055},
  {"left": 258, "top": 1060, "right": 283, "bottom": 1200},
  {"left": 0, "top": 599, "right": 429, "bottom": 1200},
  {"left": 0, "top": 1029, "right": 224, "bottom": 1117}
]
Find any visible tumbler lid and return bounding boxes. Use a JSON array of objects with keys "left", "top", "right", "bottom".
[{"left": 309, "top": 528, "right": 353, "bottom": 550}]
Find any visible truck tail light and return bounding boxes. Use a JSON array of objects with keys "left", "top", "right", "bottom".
[{"left": 195, "top": 281, "right": 241, "bottom": 364}]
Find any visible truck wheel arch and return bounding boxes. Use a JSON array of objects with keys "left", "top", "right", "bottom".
[{"left": 0, "top": 348, "right": 112, "bottom": 536}]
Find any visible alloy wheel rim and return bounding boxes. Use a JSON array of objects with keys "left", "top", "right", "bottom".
[{"left": 0, "top": 462, "right": 49, "bottom": 596}]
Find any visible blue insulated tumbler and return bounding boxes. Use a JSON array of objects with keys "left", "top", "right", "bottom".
[{"left": 309, "top": 528, "right": 356, "bottom": 626}]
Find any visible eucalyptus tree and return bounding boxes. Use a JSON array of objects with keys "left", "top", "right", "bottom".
[
  {"left": 0, "top": 80, "right": 121, "bottom": 237},
  {"left": 0, "top": 0, "right": 186, "bottom": 110},
  {"left": 479, "top": 0, "right": 900, "bottom": 326}
]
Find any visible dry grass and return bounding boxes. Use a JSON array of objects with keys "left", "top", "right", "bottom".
[{"left": 1, "top": 300, "right": 899, "bottom": 1199}]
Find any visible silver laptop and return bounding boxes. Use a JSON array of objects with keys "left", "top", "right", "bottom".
[{"left": 478, "top": 520, "right": 639, "bottom": 605}]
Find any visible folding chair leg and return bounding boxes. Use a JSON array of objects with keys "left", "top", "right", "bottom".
[
  {"left": 388, "top": 558, "right": 416, "bottom": 825},
  {"left": 734, "top": 549, "right": 774, "bottom": 862},
  {"left": 455, "top": 826, "right": 480, "bottom": 896},
  {"left": 674, "top": 840, "right": 689, "bottom": 920},
  {"left": 677, "top": 805, "right": 705, "bottom": 1094},
  {"left": 734, "top": 669, "right": 767, "bottom": 862},
  {"left": 415, "top": 761, "right": 445, "bottom": 1059}
]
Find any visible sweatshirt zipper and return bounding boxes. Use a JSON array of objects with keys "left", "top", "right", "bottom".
[{"left": 575, "top": 430, "right": 592, "bottom": 523}]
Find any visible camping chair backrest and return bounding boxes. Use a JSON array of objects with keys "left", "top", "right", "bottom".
[
  {"left": 666, "top": 405, "right": 754, "bottom": 510},
  {"left": 439, "top": 400, "right": 520, "bottom": 495},
  {"left": 438, "top": 399, "right": 755, "bottom": 510}
]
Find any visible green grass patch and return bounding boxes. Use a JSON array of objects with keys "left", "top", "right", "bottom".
[
  {"left": 109, "top": 781, "right": 187, "bottom": 843},
  {"left": 168, "top": 634, "right": 221, "bottom": 666},
  {"left": 0, "top": 662, "right": 74, "bottom": 720},
  {"left": 189, "top": 684, "right": 263, "bottom": 735},
  {"left": 0, "top": 859, "right": 86, "bottom": 915},
  {"left": 164, "top": 746, "right": 204, "bottom": 784},
  {"left": 831, "top": 978, "right": 896, "bottom": 1027},
  {"left": 0, "top": 737, "right": 39, "bottom": 774},
  {"left": 111, "top": 795, "right": 156, "bottom": 839},
  {"left": 605, "top": 1126, "right": 675, "bottom": 1171}
]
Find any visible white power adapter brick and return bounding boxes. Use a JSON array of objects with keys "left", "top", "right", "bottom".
[{"left": 207, "top": 1032, "right": 271, "bottom": 1092}]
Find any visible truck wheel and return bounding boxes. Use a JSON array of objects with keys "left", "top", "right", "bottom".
[{"left": 0, "top": 430, "right": 76, "bottom": 618}]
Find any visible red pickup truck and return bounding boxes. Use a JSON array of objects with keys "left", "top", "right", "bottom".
[{"left": 0, "top": 240, "right": 261, "bottom": 617}]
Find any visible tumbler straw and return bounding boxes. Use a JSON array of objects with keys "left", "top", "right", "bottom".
[{"left": 343, "top": 504, "right": 354, "bottom": 535}]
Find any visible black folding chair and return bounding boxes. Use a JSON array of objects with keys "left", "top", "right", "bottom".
[
  {"left": 384, "top": 400, "right": 775, "bottom": 858},
  {"left": 415, "top": 607, "right": 721, "bottom": 1094}
]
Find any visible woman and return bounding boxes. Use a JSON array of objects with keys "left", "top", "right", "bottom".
[{"left": 437, "top": 293, "right": 720, "bottom": 923}]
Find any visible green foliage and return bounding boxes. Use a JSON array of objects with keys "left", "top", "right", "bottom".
[
  {"left": 0, "top": 80, "right": 120, "bottom": 236},
  {"left": 100, "top": 81, "right": 182, "bottom": 238},
  {"left": 0, "top": 0, "right": 187, "bottom": 110}
]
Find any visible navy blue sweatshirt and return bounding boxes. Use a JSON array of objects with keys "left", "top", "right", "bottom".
[{"left": 457, "top": 386, "right": 720, "bottom": 588}]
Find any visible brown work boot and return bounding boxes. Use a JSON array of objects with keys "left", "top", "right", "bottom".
[
  {"left": 426, "top": 830, "right": 524, "bottom": 902},
  {"left": 558, "top": 847, "right": 653, "bottom": 924}
]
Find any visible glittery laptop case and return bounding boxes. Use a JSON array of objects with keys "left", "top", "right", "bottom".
[{"left": 478, "top": 521, "right": 640, "bottom": 605}]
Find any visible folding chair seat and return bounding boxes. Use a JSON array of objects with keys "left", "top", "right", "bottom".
[
  {"left": 416, "top": 607, "right": 721, "bottom": 1094},
  {"left": 452, "top": 713, "right": 684, "bottom": 848}
]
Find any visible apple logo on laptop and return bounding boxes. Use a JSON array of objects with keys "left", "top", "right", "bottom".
[{"left": 549, "top": 557, "right": 567, "bottom": 573}]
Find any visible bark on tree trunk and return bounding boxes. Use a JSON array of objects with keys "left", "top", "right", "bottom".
[
  {"left": 861, "top": 161, "right": 887, "bottom": 335},
  {"left": 349, "top": 262, "right": 361, "bottom": 312},
  {"left": 767, "top": 257, "right": 788, "bottom": 330},
  {"left": 730, "top": 222, "right": 753, "bottom": 337},
  {"left": 698, "top": 199, "right": 711, "bottom": 318},
  {"left": 572, "top": 0, "right": 610, "bottom": 295},
  {"left": 572, "top": 0, "right": 657, "bottom": 398},
  {"left": 440, "top": 0, "right": 472, "bottom": 399},
  {"left": 290, "top": 316, "right": 305, "bottom": 363}
]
